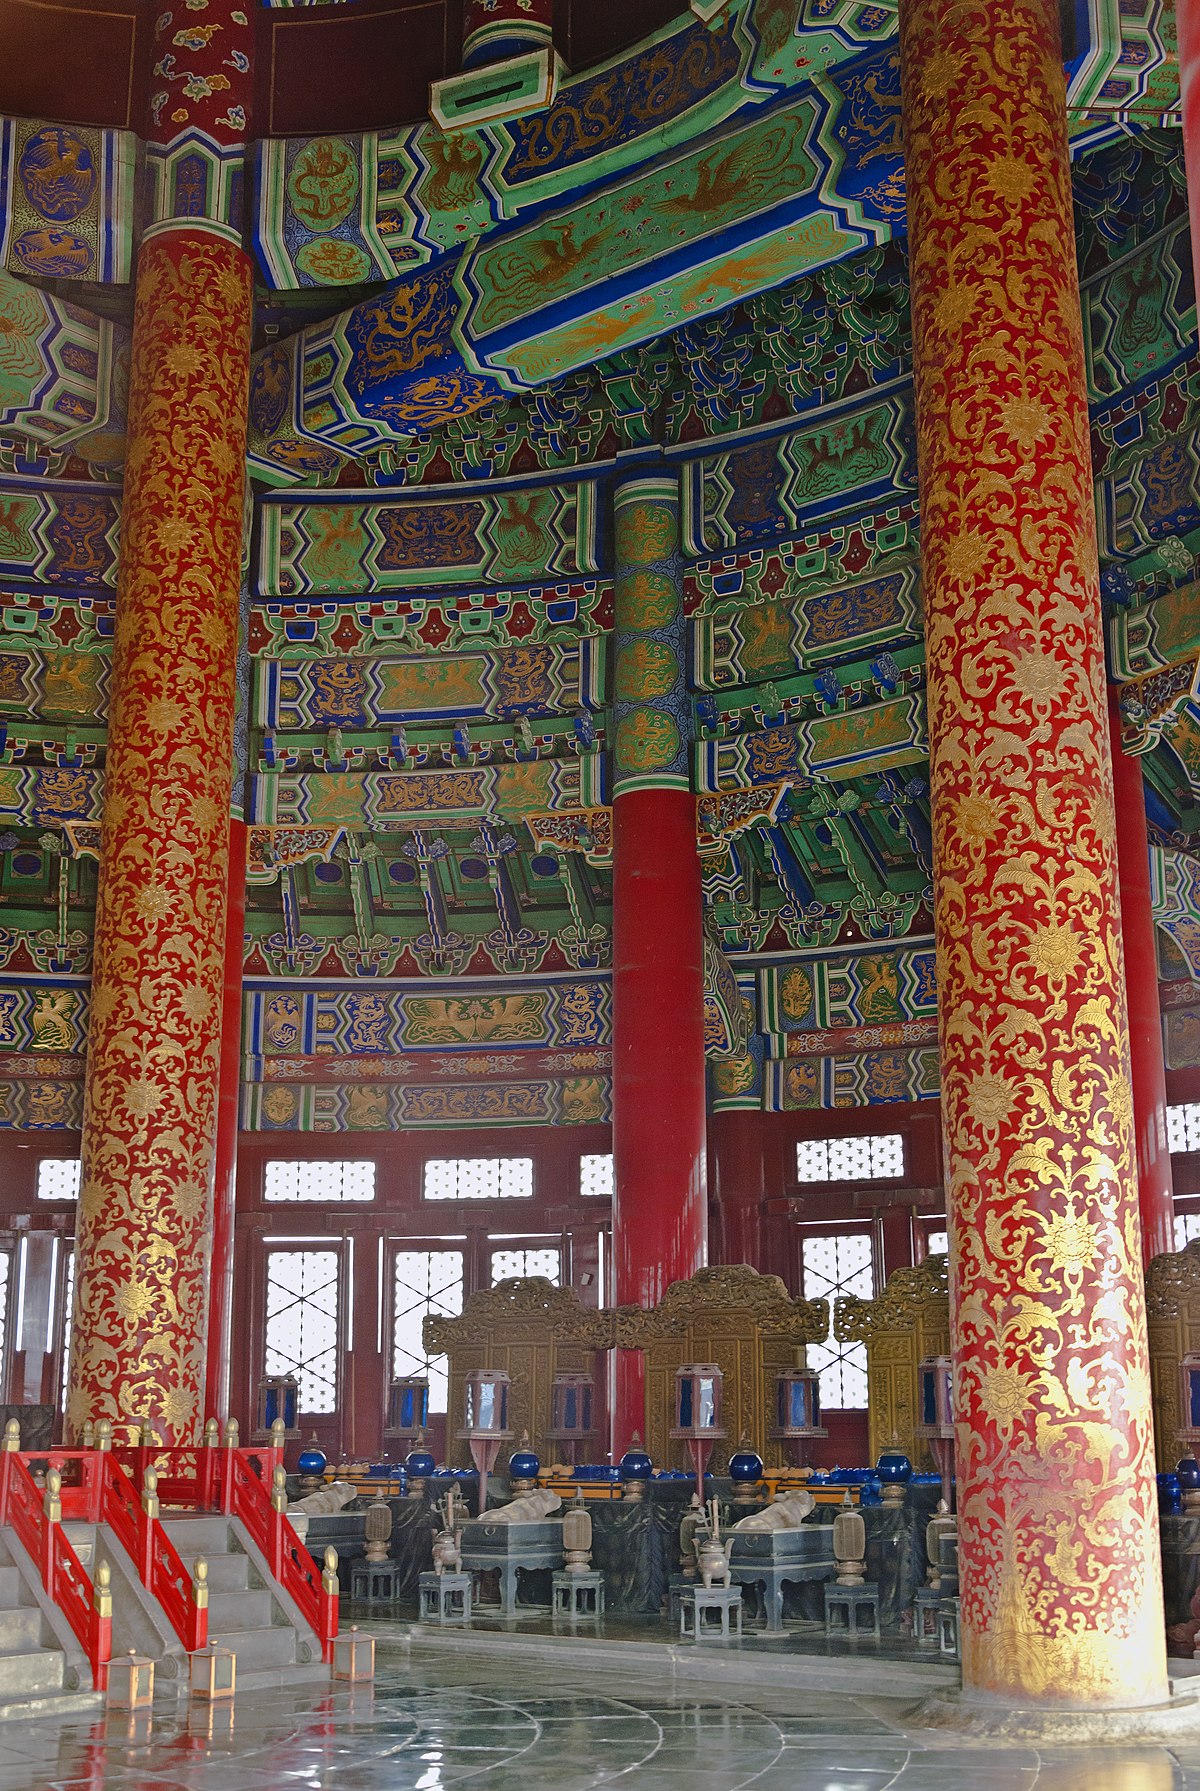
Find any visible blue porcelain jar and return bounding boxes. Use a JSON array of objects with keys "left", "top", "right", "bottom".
[
  {"left": 875, "top": 1451, "right": 913, "bottom": 1485},
  {"left": 508, "top": 1444, "right": 541, "bottom": 1485},
  {"left": 1177, "top": 1456, "right": 1200, "bottom": 1498},
  {"left": 1158, "top": 1471, "right": 1184, "bottom": 1514},
  {"left": 618, "top": 1442, "right": 653, "bottom": 1483},
  {"left": 296, "top": 1445, "right": 327, "bottom": 1480},
  {"left": 728, "top": 1444, "right": 764, "bottom": 1488},
  {"left": 405, "top": 1444, "right": 437, "bottom": 1482}
]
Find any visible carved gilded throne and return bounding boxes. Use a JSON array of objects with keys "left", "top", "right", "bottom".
[
  {"left": 1145, "top": 1239, "right": 1200, "bottom": 1469},
  {"left": 424, "top": 1278, "right": 614, "bottom": 1466},
  {"left": 834, "top": 1254, "right": 951, "bottom": 1468},
  {"left": 616, "top": 1265, "right": 829, "bottom": 1470}
]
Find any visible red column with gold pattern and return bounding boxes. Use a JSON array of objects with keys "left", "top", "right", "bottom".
[
  {"left": 900, "top": 0, "right": 1168, "bottom": 1707},
  {"left": 68, "top": 3, "right": 253, "bottom": 1444}
]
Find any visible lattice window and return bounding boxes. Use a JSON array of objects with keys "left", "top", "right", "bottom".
[
  {"left": 36, "top": 1159, "right": 80, "bottom": 1201},
  {"left": 1168, "top": 1104, "right": 1200, "bottom": 1153},
  {"left": 795, "top": 1133, "right": 904, "bottom": 1183},
  {"left": 926, "top": 1229, "right": 949, "bottom": 1257},
  {"left": 264, "top": 1161, "right": 375, "bottom": 1202},
  {"left": 264, "top": 1250, "right": 341, "bottom": 1412},
  {"left": 0, "top": 1249, "right": 9, "bottom": 1392},
  {"left": 59, "top": 1251, "right": 74, "bottom": 1412},
  {"left": 580, "top": 1154, "right": 614, "bottom": 1198},
  {"left": 1176, "top": 1212, "right": 1200, "bottom": 1250},
  {"left": 802, "top": 1233, "right": 874, "bottom": 1408},
  {"left": 491, "top": 1247, "right": 561, "bottom": 1286},
  {"left": 423, "top": 1158, "right": 533, "bottom": 1201},
  {"left": 392, "top": 1250, "right": 464, "bottom": 1415}
]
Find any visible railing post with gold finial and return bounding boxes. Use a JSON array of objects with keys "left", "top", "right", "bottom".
[
  {"left": 0, "top": 1417, "right": 19, "bottom": 1522},
  {"left": 189, "top": 1557, "right": 209, "bottom": 1652},
  {"left": 42, "top": 1468, "right": 62, "bottom": 1589},
  {"left": 219, "top": 1418, "right": 238, "bottom": 1515},
  {"left": 201, "top": 1417, "right": 220, "bottom": 1508},
  {"left": 319, "top": 1545, "right": 340, "bottom": 1661},
  {"left": 93, "top": 1559, "right": 112, "bottom": 1691}
]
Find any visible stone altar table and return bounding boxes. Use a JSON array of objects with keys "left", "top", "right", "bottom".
[
  {"left": 459, "top": 1517, "right": 565, "bottom": 1614},
  {"left": 727, "top": 1524, "right": 836, "bottom": 1631}
]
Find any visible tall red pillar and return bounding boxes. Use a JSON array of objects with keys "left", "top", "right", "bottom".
[
  {"left": 610, "top": 474, "right": 707, "bottom": 1453},
  {"left": 68, "top": 7, "right": 253, "bottom": 1444},
  {"left": 206, "top": 818, "right": 247, "bottom": 1418},
  {"left": 1109, "top": 691, "right": 1174, "bottom": 1262},
  {"left": 711, "top": 1110, "right": 765, "bottom": 1270}
]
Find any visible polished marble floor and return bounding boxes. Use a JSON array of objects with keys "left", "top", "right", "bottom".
[{"left": 2, "top": 1650, "right": 1200, "bottom": 1791}]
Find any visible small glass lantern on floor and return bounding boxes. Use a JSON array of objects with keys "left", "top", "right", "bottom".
[
  {"left": 189, "top": 1645, "right": 236, "bottom": 1699},
  {"left": 915, "top": 1354, "right": 955, "bottom": 1508},
  {"left": 108, "top": 1649, "right": 154, "bottom": 1709},
  {"left": 253, "top": 1374, "right": 300, "bottom": 1441},
  {"left": 547, "top": 1372, "right": 594, "bottom": 1466},
  {"left": 333, "top": 1626, "right": 376, "bottom": 1681},
  {"left": 670, "top": 1363, "right": 725, "bottom": 1502},
  {"left": 769, "top": 1365, "right": 827, "bottom": 1473},
  {"left": 458, "top": 1368, "right": 512, "bottom": 1515},
  {"left": 384, "top": 1376, "right": 430, "bottom": 1442}
]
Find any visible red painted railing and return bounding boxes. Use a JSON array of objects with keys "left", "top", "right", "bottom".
[
  {"left": 0, "top": 1452, "right": 111, "bottom": 1691},
  {"left": 111, "top": 1436, "right": 338, "bottom": 1663},
  {"left": 97, "top": 1456, "right": 207, "bottom": 1653}
]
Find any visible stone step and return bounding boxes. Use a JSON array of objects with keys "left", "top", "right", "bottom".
[
  {"left": 0, "top": 1564, "right": 24, "bottom": 1607},
  {"left": 209, "top": 1623, "right": 297, "bottom": 1671},
  {"left": 207, "top": 1589, "right": 273, "bottom": 1629},
  {"left": 0, "top": 1645, "right": 65, "bottom": 1697},
  {"left": 0, "top": 1608, "right": 45, "bottom": 1652},
  {"left": 0, "top": 1687, "right": 101, "bottom": 1724},
  {"left": 169, "top": 1550, "right": 251, "bottom": 1593},
  {"left": 160, "top": 1516, "right": 239, "bottom": 1554}
]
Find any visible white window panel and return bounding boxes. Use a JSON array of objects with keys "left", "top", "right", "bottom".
[
  {"left": 264, "top": 1250, "right": 341, "bottom": 1412},
  {"left": 392, "top": 1250, "right": 464, "bottom": 1415},
  {"left": 264, "top": 1161, "right": 375, "bottom": 1202},
  {"left": 1168, "top": 1104, "right": 1200, "bottom": 1153},
  {"left": 491, "top": 1247, "right": 561, "bottom": 1286},
  {"left": 36, "top": 1160, "right": 80, "bottom": 1201},
  {"left": 802, "top": 1233, "right": 873, "bottom": 1409},
  {"left": 795, "top": 1133, "right": 904, "bottom": 1183},
  {"left": 59, "top": 1251, "right": 74, "bottom": 1412},
  {"left": 926, "top": 1230, "right": 949, "bottom": 1257},
  {"left": 423, "top": 1158, "right": 533, "bottom": 1201},
  {"left": 1175, "top": 1212, "right": 1200, "bottom": 1250},
  {"left": 580, "top": 1154, "right": 613, "bottom": 1198}
]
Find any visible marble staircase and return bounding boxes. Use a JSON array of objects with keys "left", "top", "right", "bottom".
[
  {"left": 0, "top": 1530, "right": 102, "bottom": 1720},
  {"left": 159, "top": 1513, "right": 330, "bottom": 1689}
]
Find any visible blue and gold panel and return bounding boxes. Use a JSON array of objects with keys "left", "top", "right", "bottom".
[
  {"left": 1, "top": 119, "right": 136, "bottom": 284},
  {"left": 764, "top": 1045, "right": 938, "bottom": 1109},
  {"left": 757, "top": 941, "right": 936, "bottom": 1035}
]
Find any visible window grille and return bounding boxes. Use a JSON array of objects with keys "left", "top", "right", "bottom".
[
  {"left": 423, "top": 1158, "right": 533, "bottom": 1201},
  {"left": 795, "top": 1134, "right": 904, "bottom": 1183},
  {"left": 264, "top": 1250, "right": 341, "bottom": 1412},
  {"left": 802, "top": 1233, "right": 874, "bottom": 1408},
  {"left": 491, "top": 1247, "right": 561, "bottom": 1286},
  {"left": 580, "top": 1154, "right": 614, "bottom": 1198},
  {"left": 1175, "top": 1212, "right": 1200, "bottom": 1250},
  {"left": 1168, "top": 1104, "right": 1200, "bottom": 1153},
  {"left": 264, "top": 1161, "right": 375, "bottom": 1202},
  {"left": 391, "top": 1250, "right": 464, "bottom": 1415},
  {"left": 59, "top": 1251, "right": 74, "bottom": 1412},
  {"left": 36, "top": 1160, "right": 80, "bottom": 1201}
]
